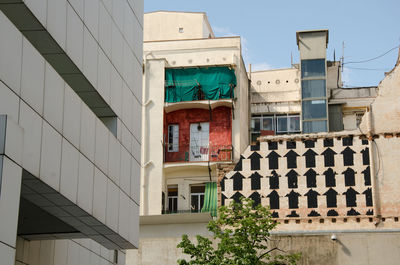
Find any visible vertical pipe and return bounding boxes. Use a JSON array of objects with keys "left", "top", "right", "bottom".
[{"left": 367, "top": 105, "right": 380, "bottom": 224}]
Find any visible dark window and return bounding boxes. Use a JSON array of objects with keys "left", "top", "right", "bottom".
[
  {"left": 303, "top": 120, "right": 327, "bottom": 133},
  {"left": 301, "top": 59, "right": 325, "bottom": 78},
  {"left": 302, "top": 100, "right": 327, "bottom": 120},
  {"left": 168, "top": 125, "right": 179, "bottom": 152},
  {"left": 190, "top": 185, "right": 205, "bottom": 212},
  {"left": 168, "top": 186, "right": 178, "bottom": 213},
  {"left": 302, "top": 79, "right": 326, "bottom": 98}
]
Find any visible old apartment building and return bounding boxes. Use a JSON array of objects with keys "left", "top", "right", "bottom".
[
  {"left": 0, "top": 0, "right": 143, "bottom": 264},
  {"left": 218, "top": 34, "right": 400, "bottom": 264},
  {"left": 132, "top": 11, "right": 400, "bottom": 265},
  {"left": 128, "top": 11, "right": 249, "bottom": 264}
]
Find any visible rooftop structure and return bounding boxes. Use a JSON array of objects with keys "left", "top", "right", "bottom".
[{"left": 250, "top": 30, "right": 377, "bottom": 143}]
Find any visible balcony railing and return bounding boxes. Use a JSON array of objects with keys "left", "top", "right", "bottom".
[
  {"left": 162, "top": 209, "right": 204, "bottom": 215},
  {"left": 164, "top": 144, "right": 233, "bottom": 163}
]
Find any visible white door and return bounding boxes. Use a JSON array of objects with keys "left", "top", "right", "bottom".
[{"left": 190, "top": 122, "right": 209, "bottom": 161}]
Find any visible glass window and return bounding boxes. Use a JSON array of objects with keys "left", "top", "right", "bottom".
[
  {"left": 251, "top": 114, "right": 300, "bottom": 135},
  {"left": 190, "top": 185, "right": 205, "bottom": 212},
  {"left": 302, "top": 100, "right": 327, "bottom": 120},
  {"left": 303, "top": 120, "right": 328, "bottom": 133},
  {"left": 288, "top": 116, "right": 300, "bottom": 132},
  {"left": 167, "top": 186, "right": 178, "bottom": 213},
  {"left": 262, "top": 116, "right": 274, "bottom": 131},
  {"left": 277, "top": 116, "right": 288, "bottom": 133},
  {"left": 251, "top": 132, "right": 260, "bottom": 144},
  {"left": 168, "top": 124, "right": 179, "bottom": 152},
  {"left": 302, "top": 79, "right": 326, "bottom": 99},
  {"left": 301, "top": 59, "right": 325, "bottom": 78},
  {"left": 251, "top": 117, "right": 261, "bottom": 131}
]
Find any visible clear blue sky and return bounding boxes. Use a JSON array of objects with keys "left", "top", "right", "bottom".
[{"left": 144, "top": 0, "right": 400, "bottom": 87}]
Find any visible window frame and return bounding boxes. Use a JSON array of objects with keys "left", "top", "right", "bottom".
[
  {"left": 190, "top": 185, "right": 205, "bottom": 213},
  {"left": 167, "top": 186, "right": 178, "bottom": 213},
  {"left": 251, "top": 114, "right": 300, "bottom": 135},
  {"left": 300, "top": 58, "right": 328, "bottom": 133},
  {"left": 167, "top": 124, "right": 179, "bottom": 152}
]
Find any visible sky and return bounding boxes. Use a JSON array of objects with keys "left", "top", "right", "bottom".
[{"left": 144, "top": 0, "right": 400, "bottom": 87}]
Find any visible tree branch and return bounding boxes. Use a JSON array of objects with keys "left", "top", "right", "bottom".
[{"left": 258, "top": 247, "right": 287, "bottom": 260}]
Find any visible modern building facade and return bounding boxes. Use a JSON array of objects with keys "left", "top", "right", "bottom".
[
  {"left": 128, "top": 11, "right": 249, "bottom": 264},
  {"left": 0, "top": 0, "right": 143, "bottom": 264}
]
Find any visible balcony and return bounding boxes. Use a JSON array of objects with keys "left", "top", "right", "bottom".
[
  {"left": 164, "top": 98, "right": 233, "bottom": 113},
  {"left": 162, "top": 209, "right": 205, "bottom": 214},
  {"left": 164, "top": 144, "right": 232, "bottom": 163}
]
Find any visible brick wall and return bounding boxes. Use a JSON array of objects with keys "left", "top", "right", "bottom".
[{"left": 164, "top": 107, "right": 232, "bottom": 162}]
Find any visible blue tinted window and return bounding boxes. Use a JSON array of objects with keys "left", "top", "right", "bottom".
[
  {"left": 302, "top": 100, "right": 327, "bottom": 119},
  {"left": 302, "top": 79, "right": 326, "bottom": 98},
  {"left": 301, "top": 59, "right": 325, "bottom": 78},
  {"left": 303, "top": 120, "right": 328, "bottom": 133}
]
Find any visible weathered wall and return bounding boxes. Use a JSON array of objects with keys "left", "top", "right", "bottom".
[
  {"left": 15, "top": 237, "right": 123, "bottom": 265},
  {"left": 164, "top": 107, "right": 232, "bottom": 162},
  {"left": 142, "top": 36, "right": 249, "bottom": 215},
  {"left": 250, "top": 68, "right": 301, "bottom": 115},
  {"left": 219, "top": 134, "right": 374, "bottom": 221},
  {"left": 126, "top": 231, "right": 400, "bottom": 265},
  {"left": 359, "top": 55, "right": 400, "bottom": 135},
  {"left": 144, "top": 12, "right": 213, "bottom": 41}
]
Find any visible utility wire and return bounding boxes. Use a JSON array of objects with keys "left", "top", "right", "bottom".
[
  {"left": 344, "top": 66, "right": 391, "bottom": 71},
  {"left": 344, "top": 45, "right": 399, "bottom": 65}
]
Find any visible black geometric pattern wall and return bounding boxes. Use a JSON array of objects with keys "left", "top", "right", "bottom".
[{"left": 220, "top": 136, "right": 373, "bottom": 218}]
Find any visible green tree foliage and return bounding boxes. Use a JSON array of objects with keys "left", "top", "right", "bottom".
[{"left": 177, "top": 198, "right": 300, "bottom": 265}]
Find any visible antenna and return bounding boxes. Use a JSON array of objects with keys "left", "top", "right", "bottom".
[
  {"left": 340, "top": 41, "right": 345, "bottom": 73},
  {"left": 291, "top": 52, "right": 293, "bottom": 66}
]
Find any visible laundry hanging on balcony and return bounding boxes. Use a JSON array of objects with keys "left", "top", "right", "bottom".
[
  {"left": 201, "top": 182, "right": 218, "bottom": 217},
  {"left": 165, "top": 67, "right": 236, "bottom": 103}
]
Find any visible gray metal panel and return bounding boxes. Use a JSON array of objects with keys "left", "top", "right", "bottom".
[
  {"left": 328, "top": 104, "right": 344, "bottom": 132},
  {"left": 0, "top": 115, "right": 6, "bottom": 155},
  {"left": 0, "top": 155, "right": 3, "bottom": 198}
]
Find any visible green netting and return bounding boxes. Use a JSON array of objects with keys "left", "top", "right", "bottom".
[
  {"left": 201, "top": 182, "right": 218, "bottom": 217},
  {"left": 165, "top": 67, "right": 236, "bottom": 103}
]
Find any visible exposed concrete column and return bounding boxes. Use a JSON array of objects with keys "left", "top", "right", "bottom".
[{"left": 141, "top": 58, "right": 166, "bottom": 215}]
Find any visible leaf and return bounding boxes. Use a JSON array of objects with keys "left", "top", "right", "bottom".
[{"left": 176, "top": 197, "right": 301, "bottom": 264}]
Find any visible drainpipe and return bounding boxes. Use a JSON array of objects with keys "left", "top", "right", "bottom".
[
  {"left": 248, "top": 64, "right": 252, "bottom": 145},
  {"left": 366, "top": 105, "right": 380, "bottom": 225}
]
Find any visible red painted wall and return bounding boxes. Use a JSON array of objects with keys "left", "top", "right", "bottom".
[{"left": 164, "top": 107, "right": 232, "bottom": 162}]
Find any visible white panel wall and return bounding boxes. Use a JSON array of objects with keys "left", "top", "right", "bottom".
[
  {"left": 0, "top": 155, "right": 22, "bottom": 265},
  {"left": 0, "top": 12, "right": 22, "bottom": 95},
  {"left": 43, "top": 63, "right": 65, "bottom": 133},
  {"left": 21, "top": 39, "right": 45, "bottom": 115},
  {"left": 40, "top": 121, "right": 62, "bottom": 191},
  {"left": 0, "top": 82, "right": 19, "bottom": 123},
  {"left": 47, "top": 0, "right": 67, "bottom": 49},
  {"left": 15, "top": 237, "right": 125, "bottom": 265},
  {"left": 0, "top": 157, "right": 22, "bottom": 247},
  {"left": 1, "top": 0, "right": 143, "bottom": 259},
  {"left": 60, "top": 139, "right": 79, "bottom": 203},
  {"left": 19, "top": 102, "right": 43, "bottom": 176}
]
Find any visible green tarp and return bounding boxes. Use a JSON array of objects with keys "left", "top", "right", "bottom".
[
  {"left": 201, "top": 182, "right": 218, "bottom": 217},
  {"left": 165, "top": 67, "right": 236, "bottom": 103}
]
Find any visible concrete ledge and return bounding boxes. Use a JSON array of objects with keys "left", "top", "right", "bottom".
[
  {"left": 140, "top": 212, "right": 212, "bottom": 225},
  {"left": 164, "top": 99, "right": 233, "bottom": 113}
]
